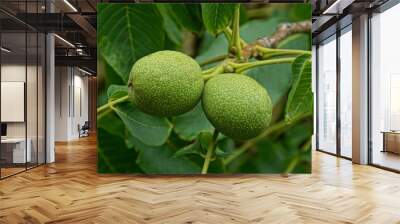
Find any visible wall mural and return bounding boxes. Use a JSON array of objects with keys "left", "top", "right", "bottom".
[{"left": 97, "top": 3, "right": 313, "bottom": 174}]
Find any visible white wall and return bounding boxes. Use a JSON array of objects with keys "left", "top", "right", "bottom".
[
  {"left": 1, "top": 63, "right": 46, "bottom": 164},
  {"left": 54, "top": 67, "right": 89, "bottom": 141}
]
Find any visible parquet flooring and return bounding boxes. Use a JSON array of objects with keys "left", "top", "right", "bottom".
[{"left": 0, "top": 135, "right": 400, "bottom": 224}]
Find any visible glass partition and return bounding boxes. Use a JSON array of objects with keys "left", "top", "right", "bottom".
[
  {"left": 0, "top": 1, "right": 46, "bottom": 179},
  {"left": 339, "top": 27, "right": 352, "bottom": 158},
  {"left": 370, "top": 3, "right": 400, "bottom": 171},
  {"left": 1, "top": 31, "right": 27, "bottom": 177},
  {"left": 317, "top": 35, "right": 337, "bottom": 154},
  {"left": 27, "top": 30, "right": 38, "bottom": 169},
  {"left": 38, "top": 32, "right": 45, "bottom": 165}
]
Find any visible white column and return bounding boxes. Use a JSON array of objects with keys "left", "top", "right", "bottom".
[
  {"left": 352, "top": 14, "right": 369, "bottom": 164},
  {"left": 46, "top": 32, "right": 55, "bottom": 163}
]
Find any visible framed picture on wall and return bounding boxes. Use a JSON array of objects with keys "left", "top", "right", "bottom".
[{"left": 97, "top": 3, "right": 313, "bottom": 175}]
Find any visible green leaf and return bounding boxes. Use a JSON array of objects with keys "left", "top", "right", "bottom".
[
  {"left": 173, "top": 103, "right": 214, "bottom": 141},
  {"left": 246, "top": 64, "right": 292, "bottom": 105},
  {"left": 277, "top": 33, "right": 311, "bottom": 50},
  {"left": 215, "top": 147, "right": 231, "bottom": 158},
  {"left": 107, "top": 84, "right": 129, "bottom": 100},
  {"left": 98, "top": 4, "right": 165, "bottom": 82},
  {"left": 97, "top": 128, "right": 142, "bottom": 173},
  {"left": 97, "top": 111, "right": 125, "bottom": 139},
  {"left": 113, "top": 102, "right": 172, "bottom": 146},
  {"left": 173, "top": 131, "right": 216, "bottom": 157},
  {"left": 201, "top": 3, "right": 237, "bottom": 35},
  {"left": 160, "top": 4, "right": 203, "bottom": 33},
  {"left": 156, "top": 4, "right": 183, "bottom": 46},
  {"left": 285, "top": 55, "right": 312, "bottom": 122},
  {"left": 246, "top": 32, "right": 311, "bottom": 105},
  {"left": 288, "top": 4, "right": 312, "bottom": 22},
  {"left": 98, "top": 56, "right": 124, "bottom": 106},
  {"left": 132, "top": 139, "right": 201, "bottom": 174},
  {"left": 196, "top": 17, "right": 283, "bottom": 66},
  {"left": 173, "top": 141, "right": 203, "bottom": 158}
]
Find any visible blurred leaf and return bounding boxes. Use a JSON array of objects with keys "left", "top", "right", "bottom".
[
  {"left": 246, "top": 32, "right": 311, "bottom": 105},
  {"left": 97, "top": 111, "right": 125, "bottom": 139},
  {"left": 217, "top": 138, "right": 235, "bottom": 154},
  {"left": 133, "top": 139, "right": 201, "bottom": 174},
  {"left": 285, "top": 55, "right": 312, "bottom": 122},
  {"left": 197, "top": 32, "right": 216, "bottom": 55},
  {"left": 215, "top": 147, "right": 231, "bottom": 158},
  {"left": 97, "top": 128, "right": 142, "bottom": 173},
  {"left": 97, "top": 90, "right": 108, "bottom": 108},
  {"left": 113, "top": 102, "right": 172, "bottom": 146},
  {"left": 161, "top": 4, "right": 203, "bottom": 33},
  {"left": 199, "top": 132, "right": 213, "bottom": 150},
  {"left": 98, "top": 4, "right": 165, "bottom": 82},
  {"left": 173, "top": 103, "right": 214, "bottom": 141},
  {"left": 107, "top": 84, "right": 129, "bottom": 100},
  {"left": 207, "top": 158, "right": 226, "bottom": 173},
  {"left": 168, "top": 131, "right": 191, "bottom": 149},
  {"left": 98, "top": 56, "right": 124, "bottom": 106},
  {"left": 288, "top": 4, "right": 311, "bottom": 22},
  {"left": 240, "top": 17, "right": 283, "bottom": 42},
  {"left": 196, "top": 34, "right": 228, "bottom": 68},
  {"left": 246, "top": 64, "right": 292, "bottom": 105},
  {"left": 283, "top": 121, "right": 313, "bottom": 148},
  {"left": 196, "top": 17, "right": 283, "bottom": 65},
  {"left": 240, "top": 139, "right": 287, "bottom": 173},
  {"left": 173, "top": 141, "right": 203, "bottom": 158},
  {"left": 239, "top": 5, "right": 249, "bottom": 25},
  {"left": 156, "top": 4, "right": 183, "bottom": 46},
  {"left": 201, "top": 3, "right": 237, "bottom": 35},
  {"left": 277, "top": 33, "right": 311, "bottom": 50}
]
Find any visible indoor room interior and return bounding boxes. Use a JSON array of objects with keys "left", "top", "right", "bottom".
[
  {"left": 0, "top": 0, "right": 96, "bottom": 179},
  {"left": 0, "top": 0, "right": 399, "bottom": 223},
  {"left": 315, "top": 0, "right": 400, "bottom": 172},
  {"left": 0, "top": 25, "right": 46, "bottom": 178}
]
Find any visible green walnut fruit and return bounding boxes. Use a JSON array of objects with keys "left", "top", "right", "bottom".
[
  {"left": 129, "top": 50, "right": 204, "bottom": 117},
  {"left": 202, "top": 74, "right": 272, "bottom": 140}
]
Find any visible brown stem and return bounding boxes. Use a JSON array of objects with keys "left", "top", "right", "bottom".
[
  {"left": 256, "top": 21, "right": 311, "bottom": 48},
  {"left": 242, "top": 21, "right": 312, "bottom": 60}
]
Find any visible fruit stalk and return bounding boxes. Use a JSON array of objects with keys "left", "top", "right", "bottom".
[
  {"left": 230, "top": 57, "right": 297, "bottom": 73},
  {"left": 202, "top": 64, "right": 225, "bottom": 80},
  {"left": 231, "top": 5, "right": 242, "bottom": 60},
  {"left": 257, "top": 46, "right": 311, "bottom": 59},
  {"left": 199, "top": 54, "right": 227, "bottom": 67},
  {"left": 201, "top": 130, "right": 219, "bottom": 174},
  {"left": 97, "top": 95, "right": 130, "bottom": 119}
]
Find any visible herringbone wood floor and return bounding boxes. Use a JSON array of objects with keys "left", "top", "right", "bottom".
[{"left": 1, "top": 136, "right": 400, "bottom": 224}]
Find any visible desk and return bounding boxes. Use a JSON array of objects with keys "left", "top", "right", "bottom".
[
  {"left": 382, "top": 131, "right": 400, "bottom": 154},
  {"left": 1, "top": 138, "right": 31, "bottom": 163}
]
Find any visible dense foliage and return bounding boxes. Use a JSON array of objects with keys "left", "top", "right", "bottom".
[{"left": 97, "top": 3, "right": 313, "bottom": 174}]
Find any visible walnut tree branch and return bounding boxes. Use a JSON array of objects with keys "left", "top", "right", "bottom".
[{"left": 242, "top": 21, "right": 312, "bottom": 60}]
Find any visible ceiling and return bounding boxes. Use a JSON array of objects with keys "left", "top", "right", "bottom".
[
  {"left": 0, "top": 0, "right": 97, "bottom": 73},
  {"left": 312, "top": 0, "right": 390, "bottom": 43}
]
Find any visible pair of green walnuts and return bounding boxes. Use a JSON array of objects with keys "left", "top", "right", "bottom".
[{"left": 129, "top": 51, "right": 272, "bottom": 140}]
